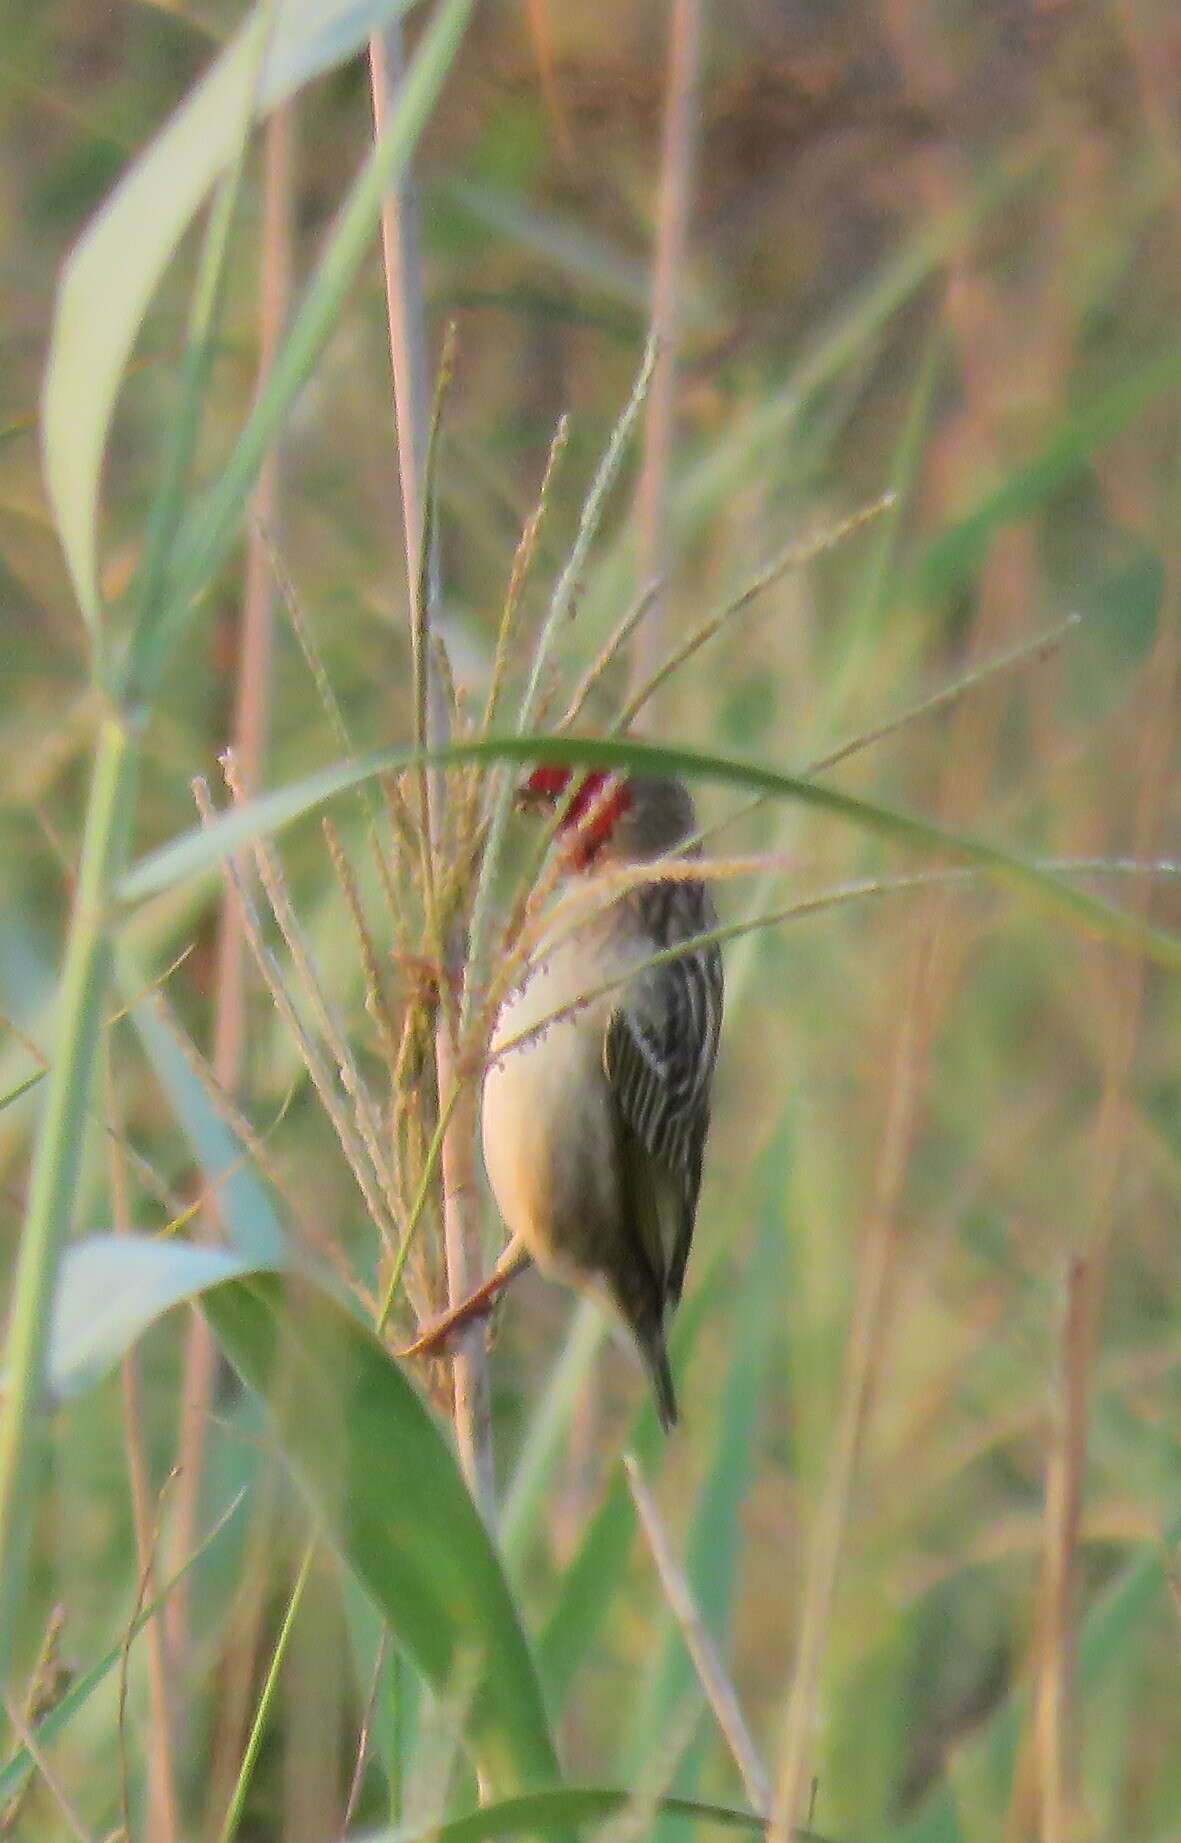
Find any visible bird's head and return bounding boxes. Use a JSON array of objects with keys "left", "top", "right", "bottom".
[{"left": 516, "top": 764, "right": 698, "bottom": 870}]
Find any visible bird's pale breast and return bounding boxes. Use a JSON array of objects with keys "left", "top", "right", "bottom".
[{"left": 481, "top": 926, "right": 645, "bottom": 1279}]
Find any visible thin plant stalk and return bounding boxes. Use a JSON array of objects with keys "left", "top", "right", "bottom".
[
  {"left": 173, "top": 97, "right": 295, "bottom": 1716},
  {"left": 1035, "top": 1258, "right": 1089, "bottom": 1843},
  {"left": 370, "top": 21, "right": 494, "bottom": 1513},
  {"left": 616, "top": 492, "right": 894, "bottom": 734},
  {"left": 191, "top": 778, "right": 399, "bottom": 1248},
  {"left": 1, "top": 1696, "right": 96, "bottom": 1843},
  {"left": 0, "top": 66, "right": 262, "bottom": 1661},
  {"left": 0, "top": 714, "right": 134, "bottom": 1674},
  {"left": 370, "top": 23, "right": 435, "bottom": 606},
  {"left": 768, "top": 947, "right": 925, "bottom": 1841},
  {"left": 625, "top": 1456, "right": 769, "bottom": 1816},
  {"left": 463, "top": 339, "right": 658, "bottom": 1032},
  {"left": 216, "top": 1542, "right": 315, "bottom": 1843},
  {"left": 631, "top": 0, "right": 705, "bottom": 708},
  {"left": 108, "top": 1045, "right": 181, "bottom": 1843}
]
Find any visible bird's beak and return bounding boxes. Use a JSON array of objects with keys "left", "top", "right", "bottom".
[{"left": 514, "top": 779, "right": 550, "bottom": 815}]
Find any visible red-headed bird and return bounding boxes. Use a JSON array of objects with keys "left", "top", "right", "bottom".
[{"left": 481, "top": 767, "right": 723, "bottom": 1428}]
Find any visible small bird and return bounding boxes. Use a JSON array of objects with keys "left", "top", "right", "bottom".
[{"left": 480, "top": 765, "right": 724, "bottom": 1428}]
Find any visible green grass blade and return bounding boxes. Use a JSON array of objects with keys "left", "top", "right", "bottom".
[
  {"left": 0, "top": 1069, "right": 45, "bottom": 1115},
  {"left": 142, "top": 0, "right": 474, "bottom": 690},
  {"left": 201, "top": 1271, "right": 567, "bottom": 1805},
  {"left": 0, "top": 715, "right": 134, "bottom": 1673},
  {"left": 118, "top": 734, "right": 1181, "bottom": 971},
  {"left": 361, "top": 1785, "right": 776, "bottom": 1840},
  {"left": 40, "top": 0, "right": 418, "bottom": 630},
  {"left": 216, "top": 1541, "right": 315, "bottom": 1843}
]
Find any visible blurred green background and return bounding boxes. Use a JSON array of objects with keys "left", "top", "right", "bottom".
[{"left": 3, "top": 1, "right": 1181, "bottom": 1838}]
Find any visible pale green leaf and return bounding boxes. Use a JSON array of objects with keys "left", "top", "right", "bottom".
[
  {"left": 41, "top": 0, "right": 416, "bottom": 629},
  {"left": 45, "top": 1233, "right": 264, "bottom": 1400}
]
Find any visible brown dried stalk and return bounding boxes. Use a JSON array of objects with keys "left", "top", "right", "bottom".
[
  {"left": 631, "top": 0, "right": 705, "bottom": 707},
  {"left": 172, "top": 100, "right": 295, "bottom": 1732},
  {"left": 370, "top": 21, "right": 494, "bottom": 1511}
]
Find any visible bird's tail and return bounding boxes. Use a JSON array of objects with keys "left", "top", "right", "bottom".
[{"left": 638, "top": 1325, "right": 679, "bottom": 1432}]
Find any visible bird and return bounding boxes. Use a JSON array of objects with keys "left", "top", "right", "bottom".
[{"left": 479, "top": 764, "right": 724, "bottom": 1429}]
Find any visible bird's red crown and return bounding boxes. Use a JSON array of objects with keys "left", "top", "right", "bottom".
[{"left": 519, "top": 764, "right": 633, "bottom": 868}]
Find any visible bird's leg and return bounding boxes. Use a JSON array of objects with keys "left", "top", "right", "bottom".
[{"left": 397, "top": 1239, "right": 532, "bottom": 1358}]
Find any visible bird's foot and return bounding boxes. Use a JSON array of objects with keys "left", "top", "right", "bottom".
[{"left": 397, "top": 1243, "right": 532, "bottom": 1359}]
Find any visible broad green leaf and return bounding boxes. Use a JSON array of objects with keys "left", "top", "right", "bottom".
[
  {"left": 359, "top": 1786, "right": 774, "bottom": 1841},
  {"left": 46, "top": 1233, "right": 265, "bottom": 1400},
  {"left": 201, "top": 1272, "right": 565, "bottom": 1804},
  {"left": 117, "top": 734, "right": 1181, "bottom": 972},
  {"left": 0, "top": 1489, "right": 246, "bottom": 1807},
  {"left": 41, "top": 0, "right": 417, "bottom": 630}
]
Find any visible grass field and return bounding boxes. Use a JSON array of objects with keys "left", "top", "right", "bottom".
[{"left": 2, "top": 2, "right": 1181, "bottom": 1839}]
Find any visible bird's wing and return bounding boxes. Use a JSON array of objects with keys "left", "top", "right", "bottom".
[{"left": 604, "top": 881, "right": 723, "bottom": 1307}]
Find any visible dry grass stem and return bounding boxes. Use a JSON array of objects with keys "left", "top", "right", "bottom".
[
  {"left": 770, "top": 950, "right": 925, "bottom": 1841},
  {"left": 342, "top": 1634, "right": 388, "bottom": 1831},
  {"left": 220, "top": 750, "right": 402, "bottom": 1253},
  {"left": 376, "top": 1078, "right": 462, "bottom": 1333},
  {"left": 192, "top": 777, "right": 401, "bottom": 1254},
  {"left": 625, "top": 1455, "right": 770, "bottom": 1816},
  {"left": 808, "top": 610, "right": 1084, "bottom": 777},
  {"left": 108, "top": 1047, "right": 181, "bottom": 1843},
  {"left": 632, "top": 0, "right": 704, "bottom": 705},
  {"left": 518, "top": 333, "right": 659, "bottom": 736},
  {"left": 172, "top": 100, "right": 294, "bottom": 1726},
  {"left": 119, "top": 1468, "right": 180, "bottom": 1843},
  {"left": 370, "top": 16, "right": 493, "bottom": 1508},
  {"left": 481, "top": 413, "right": 570, "bottom": 741},
  {"left": 1, "top": 1606, "right": 70, "bottom": 1835},
  {"left": 1166, "top": 1551, "right": 1181, "bottom": 1637},
  {"left": 1035, "top": 1258, "right": 1089, "bottom": 1843},
  {"left": 369, "top": 22, "right": 435, "bottom": 593},
  {"left": 2, "top": 1695, "right": 95, "bottom": 1843},
  {"left": 616, "top": 492, "right": 896, "bottom": 732},
  {"left": 465, "top": 338, "right": 659, "bottom": 1039},
  {"left": 557, "top": 577, "right": 663, "bottom": 732},
  {"left": 321, "top": 817, "right": 403, "bottom": 1085}
]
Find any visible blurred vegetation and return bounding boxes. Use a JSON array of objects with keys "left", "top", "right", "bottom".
[{"left": 3, "top": 0, "right": 1181, "bottom": 1839}]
